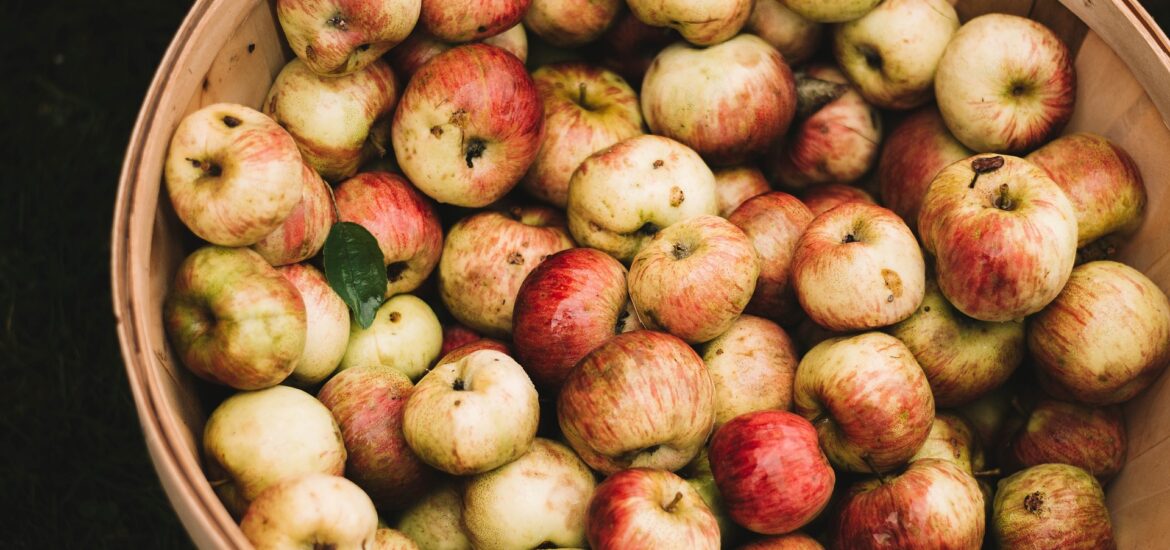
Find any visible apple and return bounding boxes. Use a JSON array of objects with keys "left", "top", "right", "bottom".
[
  {"left": 277, "top": 263, "right": 349, "bottom": 387},
  {"left": 252, "top": 162, "right": 336, "bottom": 266},
  {"left": 626, "top": 0, "right": 752, "bottom": 46},
  {"left": 1003, "top": 398, "right": 1126, "bottom": 481},
  {"left": 420, "top": 0, "right": 531, "bottom": 42},
  {"left": 957, "top": 384, "right": 1016, "bottom": 452},
  {"left": 628, "top": 215, "right": 760, "bottom": 343},
  {"left": 780, "top": 0, "right": 880, "bottom": 23},
  {"left": 728, "top": 191, "right": 815, "bottom": 325},
  {"left": 800, "top": 183, "right": 874, "bottom": 217},
  {"left": 567, "top": 135, "right": 719, "bottom": 262},
  {"left": 833, "top": 459, "right": 985, "bottom": 549},
  {"left": 439, "top": 323, "right": 482, "bottom": 357},
  {"left": 791, "top": 201, "right": 925, "bottom": 331},
  {"left": 1030, "top": 260, "right": 1170, "bottom": 405},
  {"left": 264, "top": 57, "right": 398, "bottom": 182},
  {"left": 523, "top": 62, "right": 644, "bottom": 208},
  {"left": 740, "top": 533, "right": 824, "bottom": 549},
  {"left": 715, "top": 166, "right": 772, "bottom": 217},
  {"left": 558, "top": 330, "right": 716, "bottom": 474},
  {"left": 918, "top": 154, "right": 1077, "bottom": 322},
  {"left": 395, "top": 481, "right": 472, "bottom": 550},
  {"left": 339, "top": 294, "right": 443, "bottom": 381},
  {"left": 436, "top": 337, "right": 513, "bottom": 366},
  {"left": 832, "top": 0, "right": 959, "bottom": 110},
  {"left": 1026, "top": 132, "right": 1146, "bottom": 249},
  {"left": 203, "top": 385, "right": 346, "bottom": 517},
  {"left": 935, "top": 13, "right": 1076, "bottom": 153},
  {"left": 334, "top": 171, "right": 444, "bottom": 298},
  {"left": 700, "top": 315, "right": 799, "bottom": 428},
  {"left": 794, "top": 332, "right": 935, "bottom": 473},
  {"left": 709, "top": 410, "right": 835, "bottom": 534},
  {"left": 373, "top": 528, "right": 421, "bottom": 550},
  {"left": 681, "top": 447, "right": 746, "bottom": 546},
  {"left": 439, "top": 205, "right": 575, "bottom": 338},
  {"left": 887, "top": 276, "right": 1025, "bottom": 407},
  {"left": 589, "top": 9, "right": 676, "bottom": 88},
  {"left": 992, "top": 464, "right": 1115, "bottom": 549},
  {"left": 403, "top": 349, "right": 539, "bottom": 475},
  {"left": 747, "top": 0, "right": 823, "bottom": 66},
  {"left": 317, "top": 366, "right": 438, "bottom": 512},
  {"left": 164, "top": 103, "right": 303, "bottom": 246},
  {"left": 909, "top": 412, "right": 983, "bottom": 473},
  {"left": 463, "top": 438, "right": 596, "bottom": 549},
  {"left": 587, "top": 468, "right": 720, "bottom": 550},
  {"left": 513, "top": 247, "right": 641, "bottom": 392},
  {"left": 642, "top": 35, "right": 798, "bottom": 166},
  {"left": 769, "top": 65, "right": 882, "bottom": 189},
  {"left": 390, "top": 23, "right": 529, "bottom": 79},
  {"left": 164, "top": 246, "right": 305, "bottom": 390},
  {"left": 240, "top": 474, "right": 377, "bottom": 550},
  {"left": 525, "top": 0, "right": 622, "bottom": 47},
  {"left": 392, "top": 44, "right": 544, "bottom": 207},
  {"left": 877, "top": 105, "right": 973, "bottom": 233},
  {"left": 276, "top": 0, "right": 419, "bottom": 76}
]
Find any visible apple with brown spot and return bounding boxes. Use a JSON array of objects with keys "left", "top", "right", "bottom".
[
  {"left": 992, "top": 464, "right": 1115, "bottom": 549},
  {"left": 339, "top": 294, "right": 443, "bottom": 381},
  {"left": 700, "top": 315, "right": 799, "bottom": 428},
  {"left": 626, "top": 0, "right": 753, "bottom": 46},
  {"left": 420, "top": 0, "right": 531, "bottom": 42},
  {"left": 276, "top": 0, "right": 419, "bottom": 76}
]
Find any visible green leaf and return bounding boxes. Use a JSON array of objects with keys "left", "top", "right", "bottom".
[{"left": 323, "top": 222, "right": 385, "bottom": 329}]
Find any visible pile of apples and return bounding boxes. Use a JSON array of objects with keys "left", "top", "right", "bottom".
[{"left": 159, "top": 0, "right": 1168, "bottom": 547}]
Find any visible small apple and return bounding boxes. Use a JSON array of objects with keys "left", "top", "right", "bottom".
[
  {"left": 909, "top": 412, "right": 983, "bottom": 473},
  {"left": 420, "top": 0, "right": 531, "bottom": 42},
  {"left": 558, "top": 330, "right": 716, "bottom": 474},
  {"left": 877, "top": 105, "right": 973, "bottom": 233},
  {"left": 715, "top": 166, "right": 772, "bottom": 217},
  {"left": 800, "top": 183, "right": 874, "bottom": 217},
  {"left": 728, "top": 191, "right": 815, "bottom": 325},
  {"left": 276, "top": 0, "right": 419, "bottom": 75},
  {"left": 525, "top": 0, "right": 622, "bottom": 47},
  {"left": 626, "top": 0, "right": 752, "bottom": 46},
  {"left": 567, "top": 135, "right": 719, "bottom": 262},
  {"left": 392, "top": 44, "right": 544, "bottom": 207},
  {"left": 252, "top": 162, "right": 336, "bottom": 266},
  {"left": 780, "top": 0, "right": 880, "bottom": 23},
  {"left": 277, "top": 263, "right": 349, "bottom": 387},
  {"left": 992, "top": 464, "right": 1115, "bottom": 549},
  {"left": 389, "top": 23, "right": 529, "bottom": 79},
  {"left": 395, "top": 481, "right": 472, "bottom": 550},
  {"left": 241, "top": 474, "right": 377, "bottom": 550},
  {"left": 164, "top": 103, "right": 303, "bottom": 246},
  {"left": 339, "top": 294, "right": 443, "bottom": 381},
  {"left": 164, "top": 246, "right": 306, "bottom": 390},
  {"left": 587, "top": 468, "right": 720, "bottom": 550},
  {"left": 1004, "top": 398, "right": 1126, "bottom": 481},
  {"left": 747, "top": 0, "right": 823, "bottom": 66},
  {"left": 935, "top": 13, "right": 1076, "bottom": 153},
  {"left": 1029, "top": 260, "right": 1170, "bottom": 405},
  {"left": 700, "top": 315, "right": 799, "bottom": 428}
]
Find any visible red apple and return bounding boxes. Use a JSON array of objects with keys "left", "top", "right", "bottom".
[
  {"left": 439, "top": 323, "right": 482, "bottom": 357},
  {"left": 435, "top": 337, "right": 513, "bottom": 366},
  {"left": 276, "top": 0, "right": 420, "bottom": 76},
  {"left": 747, "top": 0, "right": 823, "bottom": 66},
  {"left": 389, "top": 23, "right": 529, "bottom": 79},
  {"left": 587, "top": 468, "right": 720, "bottom": 550},
  {"left": 1004, "top": 398, "right": 1126, "bottom": 481},
  {"left": 800, "top": 183, "right": 874, "bottom": 217},
  {"left": 877, "top": 105, "right": 973, "bottom": 233},
  {"left": 420, "top": 0, "right": 531, "bottom": 42},
  {"left": 700, "top": 315, "right": 799, "bottom": 428},
  {"left": 252, "top": 163, "right": 336, "bottom": 266},
  {"left": 728, "top": 192, "right": 815, "bottom": 325},
  {"left": 525, "top": 0, "right": 622, "bottom": 47},
  {"left": 715, "top": 166, "right": 772, "bottom": 217},
  {"left": 992, "top": 464, "right": 1115, "bottom": 549}
]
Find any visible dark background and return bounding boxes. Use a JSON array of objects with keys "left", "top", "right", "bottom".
[{"left": 1, "top": 1, "right": 1168, "bottom": 547}]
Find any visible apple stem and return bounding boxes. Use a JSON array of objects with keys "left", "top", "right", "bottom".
[
  {"left": 994, "top": 184, "right": 1014, "bottom": 210},
  {"left": 663, "top": 491, "right": 684, "bottom": 513},
  {"left": 973, "top": 468, "right": 1002, "bottom": 478}
]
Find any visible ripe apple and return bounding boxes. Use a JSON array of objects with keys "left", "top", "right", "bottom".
[
  {"left": 389, "top": 23, "right": 529, "bottom": 78},
  {"left": 392, "top": 44, "right": 544, "bottom": 207},
  {"left": 628, "top": 215, "right": 760, "bottom": 343},
  {"left": 587, "top": 468, "right": 720, "bottom": 550},
  {"left": 780, "top": 0, "right": 880, "bottom": 23},
  {"left": 164, "top": 246, "right": 305, "bottom": 390},
  {"left": 1003, "top": 398, "right": 1126, "bottom": 481},
  {"left": 277, "top": 263, "right": 349, "bottom": 386},
  {"left": 1026, "top": 132, "right": 1146, "bottom": 249},
  {"left": 439, "top": 323, "right": 481, "bottom": 357},
  {"left": 700, "top": 315, "right": 799, "bottom": 428},
  {"left": 589, "top": 10, "right": 676, "bottom": 88},
  {"left": 740, "top": 533, "right": 824, "bottom": 549},
  {"left": 395, "top": 481, "right": 472, "bottom": 550},
  {"left": 833, "top": 459, "right": 985, "bottom": 549},
  {"left": 403, "top": 349, "right": 539, "bottom": 475},
  {"left": 800, "top": 183, "right": 874, "bottom": 217},
  {"left": 791, "top": 202, "right": 925, "bottom": 331},
  {"left": 769, "top": 65, "right": 882, "bottom": 189},
  {"left": 558, "top": 330, "right": 716, "bottom": 474},
  {"left": 512, "top": 247, "right": 641, "bottom": 392},
  {"left": 523, "top": 62, "right": 644, "bottom": 208},
  {"left": 439, "top": 205, "right": 574, "bottom": 338},
  {"left": 992, "top": 464, "right": 1115, "bottom": 549},
  {"left": 832, "top": 0, "right": 959, "bottom": 110},
  {"left": 887, "top": 276, "right": 1025, "bottom": 407},
  {"left": 420, "top": 0, "right": 531, "bottom": 42},
  {"left": 276, "top": 0, "right": 419, "bottom": 76},
  {"left": 918, "top": 154, "right": 1077, "bottom": 322},
  {"left": 339, "top": 294, "right": 443, "bottom": 381},
  {"left": 164, "top": 103, "right": 303, "bottom": 246},
  {"left": 240, "top": 474, "right": 377, "bottom": 550},
  {"left": 525, "top": 0, "right": 622, "bottom": 47},
  {"left": 334, "top": 171, "right": 443, "bottom": 298},
  {"left": 626, "top": 0, "right": 752, "bottom": 46},
  {"left": 567, "top": 135, "right": 719, "bottom": 262},
  {"left": 794, "top": 332, "right": 935, "bottom": 473},
  {"left": 436, "top": 337, "right": 513, "bottom": 366},
  {"left": 877, "top": 105, "right": 973, "bottom": 233},
  {"left": 935, "top": 13, "right": 1076, "bottom": 153},
  {"left": 909, "top": 412, "right": 983, "bottom": 473},
  {"left": 264, "top": 57, "right": 398, "bottom": 182},
  {"left": 715, "top": 166, "right": 772, "bottom": 217},
  {"left": 463, "top": 438, "right": 596, "bottom": 549},
  {"left": 728, "top": 191, "right": 815, "bottom": 325},
  {"left": 203, "top": 385, "right": 346, "bottom": 517},
  {"left": 252, "top": 162, "right": 336, "bottom": 266},
  {"left": 747, "top": 0, "right": 823, "bottom": 65},
  {"left": 1029, "top": 260, "right": 1170, "bottom": 405},
  {"left": 709, "top": 410, "right": 835, "bottom": 534},
  {"left": 317, "top": 366, "right": 438, "bottom": 512},
  {"left": 642, "top": 35, "right": 797, "bottom": 166}
]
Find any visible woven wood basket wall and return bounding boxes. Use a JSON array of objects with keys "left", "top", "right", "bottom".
[{"left": 111, "top": 0, "right": 1170, "bottom": 547}]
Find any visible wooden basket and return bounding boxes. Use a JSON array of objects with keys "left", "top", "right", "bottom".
[{"left": 111, "top": 0, "right": 1170, "bottom": 548}]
